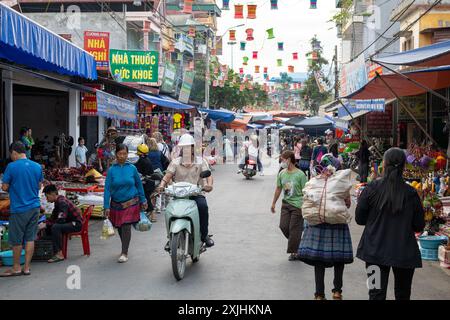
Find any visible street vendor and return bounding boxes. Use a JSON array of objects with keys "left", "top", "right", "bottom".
[{"left": 41, "top": 184, "right": 83, "bottom": 263}]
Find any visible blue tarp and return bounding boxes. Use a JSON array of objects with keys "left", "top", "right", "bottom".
[
  {"left": 0, "top": 3, "right": 97, "bottom": 80},
  {"left": 136, "top": 92, "right": 195, "bottom": 110},
  {"left": 97, "top": 91, "right": 137, "bottom": 122},
  {"left": 198, "top": 108, "right": 235, "bottom": 123},
  {"left": 373, "top": 40, "right": 450, "bottom": 67}
]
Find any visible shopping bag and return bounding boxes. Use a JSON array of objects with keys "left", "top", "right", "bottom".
[
  {"left": 133, "top": 212, "right": 152, "bottom": 232},
  {"left": 101, "top": 219, "right": 115, "bottom": 239}
]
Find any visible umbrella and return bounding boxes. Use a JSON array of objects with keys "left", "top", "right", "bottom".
[
  {"left": 288, "top": 116, "right": 334, "bottom": 136},
  {"left": 279, "top": 126, "right": 305, "bottom": 132},
  {"left": 285, "top": 116, "right": 306, "bottom": 126}
]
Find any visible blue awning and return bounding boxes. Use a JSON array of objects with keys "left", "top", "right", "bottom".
[
  {"left": 0, "top": 3, "right": 97, "bottom": 80},
  {"left": 198, "top": 108, "right": 235, "bottom": 123},
  {"left": 373, "top": 40, "right": 450, "bottom": 67},
  {"left": 136, "top": 92, "right": 195, "bottom": 110}
]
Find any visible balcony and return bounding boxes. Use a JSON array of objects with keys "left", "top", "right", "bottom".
[{"left": 391, "top": 0, "right": 450, "bottom": 21}]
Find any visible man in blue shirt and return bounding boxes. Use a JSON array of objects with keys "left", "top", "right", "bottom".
[{"left": 1, "top": 142, "right": 43, "bottom": 277}]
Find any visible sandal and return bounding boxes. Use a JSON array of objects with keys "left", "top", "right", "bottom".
[
  {"left": 0, "top": 269, "right": 23, "bottom": 277},
  {"left": 22, "top": 270, "right": 31, "bottom": 276},
  {"left": 48, "top": 255, "right": 64, "bottom": 263}
]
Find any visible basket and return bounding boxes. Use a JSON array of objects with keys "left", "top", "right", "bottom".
[
  {"left": 418, "top": 235, "right": 448, "bottom": 249},
  {"left": 32, "top": 240, "right": 53, "bottom": 261},
  {"left": 0, "top": 249, "right": 25, "bottom": 266},
  {"left": 420, "top": 247, "right": 439, "bottom": 261}
]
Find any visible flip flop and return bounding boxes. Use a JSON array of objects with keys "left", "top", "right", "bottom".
[
  {"left": 22, "top": 270, "right": 31, "bottom": 276},
  {"left": 0, "top": 269, "right": 23, "bottom": 277},
  {"left": 48, "top": 256, "right": 64, "bottom": 263}
]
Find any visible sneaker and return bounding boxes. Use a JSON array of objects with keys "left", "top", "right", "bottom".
[
  {"left": 314, "top": 294, "right": 326, "bottom": 300},
  {"left": 118, "top": 255, "right": 128, "bottom": 263},
  {"left": 203, "top": 236, "right": 215, "bottom": 248},
  {"left": 332, "top": 291, "right": 343, "bottom": 300}
]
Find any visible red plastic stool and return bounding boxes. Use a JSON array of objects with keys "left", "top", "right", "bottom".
[{"left": 62, "top": 205, "right": 94, "bottom": 259}]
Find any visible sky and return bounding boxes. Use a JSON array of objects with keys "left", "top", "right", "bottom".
[{"left": 216, "top": 0, "right": 339, "bottom": 82}]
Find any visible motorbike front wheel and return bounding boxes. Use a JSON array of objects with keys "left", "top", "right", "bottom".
[{"left": 171, "top": 231, "right": 187, "bottom": 281}]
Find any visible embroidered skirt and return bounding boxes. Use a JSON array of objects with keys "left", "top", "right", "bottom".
[{"left": 109, "top": 197, "right": 140, "bottom": 228}]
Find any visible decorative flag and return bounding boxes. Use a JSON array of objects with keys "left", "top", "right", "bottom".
[
  {"left": 183, "top": 0, "right": 193, "bottom": 13},
  {"left": 229, "top": 29, "right": 236, "bottom": 41},
  {"left": 277, "top": 59, "right": 282, "bottom": 66},
  {"left": 188, "top": 26, "right": 195, "bottom": 37},
  {"left": 278, "top": 42, "right": 284, "bottom": 51},
  {"left": 247, "top": 5, "right": 257, "bottom": 19},
  {"left": 264, "top": 73, "right": 269, "bottom": 80},
  {"left": 246, "top": 28, "right": 254, "bottom": 41},
  {"left": 293, "top": 52, "right": 298, "bottom": 60},
  {"left": 252, "top": 51, "right": 258, "bottom": 59},
  {"left": 234, "top": 4, "right": 244, "bottom": 19},
  {"left": 270, "top": 0, "right": 278, "bottom": 9},
  {"left": 243, "top": 56, "right": 249, "bottom": 65},
  {"left": 263, "top": 67, "right": 268, "bottom": 73},
  {"left": 222, "top": 0, "right": 230, "bottom": 10},
  {"left": 239, "top": 68, "right": 244, "bottom": 75},
  {"left": 255, "top": 65, "right": 260, "bottom": 73},
  {"left": 310, "top": 0, "right": 317, "bottom": 9},
  {"left": 288, "top": 65, "right": 294, "bottom": 73},
  {"left": 266, "top": 28, "right": 275, "bottom": 40},
  {"left": 240, "top": 41, "right": 246, "bottom": 51}
]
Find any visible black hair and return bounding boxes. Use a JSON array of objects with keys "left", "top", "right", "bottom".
[
  {"left": 378, "top": 148, "right": 407, "bottom": 214},
  {"left": 10, "top": 141, "right": 26, "bottom": 154},
  {"left": 78, "top": 137, "right": 85, "bottom": 143},
  {"left": 20, "top": 127, "right": 28, "bottom": 136},
  {"left": 116, "top": 143, "right": 128, "bottom": 154},
  {"left": 329, "top": 143, "right": 338, "bottom": 158},
  {"left": 43, "top": 184, "right": 58, "bottom": 194},
  {"left": 317, "top": 138, "right": 324, "bottom": 145}
]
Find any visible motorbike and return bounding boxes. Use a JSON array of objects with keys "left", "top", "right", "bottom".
[
  {"left": 163, "top": 170, "right": 212, "bottom": 281},
  {"left": 242, "top": 158, "right": 257, "bottom": 179}
]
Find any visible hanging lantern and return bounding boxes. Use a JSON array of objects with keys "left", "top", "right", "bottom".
[
  {"left": 263, "top": 67, "right": 268, "bottom": 73},
  {"left": 188, "top": 26, "right": 195, "bottom": 38},
  {"left": 240, "top": 41, "right": 246, "bottom": 51},
  {"left": 310, "top": 0, "right": 317, "bottom": 9},
  {"left": 255, "top": 65, "right": 260, "bottom": 73},
  {"left": 239, "top": 68, "right": 244, "bottom": 75},
  {"left": 222, "top": 0, "right": 230, "bottom": 10},
  {"left": 293, "top": 52, "right": 298, "bottom": 60},
  {"left": 234, "top": 4, "right": 244, "bottom": 19},
  {"left": 229, "top": 29, "right": 236, "bottom": 41},
  {"left": 243, "top": 56, "right": 249, "bottom": 65},
  {"left": 252, "top": 51, "right": 258, "bottom": 59},
  {"left": 189, "top": 60, "right": 195, "bottom": 70},
  {"left": 246, "top": 28, "right": 254, "bottom": 41},
  {"left": 214, "top": 67, "right": 219, "bottom": 75},
  {"left": 211, "top": 49, "right": 217, "bottom": 56},
  {"left": 177, "top": 53, "right": 182, "bottom": 60},
  {"left": 278, "top": 42, "right": 284, "bottom": 51},
  {"left": 277, "top": 59, "right": 282, "bottom": 66},
  {"left": 183, "top": 0, "right": 193, "bottom": 13},
  {"left": 247, "top": 5, "right": 257, "bottom": 19},
  {"left": 266, "top": 28, "right": 275, "bottom": 40},
  {"left": 307, "top": 58, "right": 313, "bottom": 67},
  {"left": 312, "top": 51, "right": 318, "bottom": 60},
  {"left": 270, "top": 0, "right": 278, "bottom": 9},
  {"left": 288, "top": 65, "right": 294, "bottom": 73}
]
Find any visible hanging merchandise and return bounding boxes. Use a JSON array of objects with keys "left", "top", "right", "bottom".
[
  {"left": 222, "top": 0, "right": 230, "bottom": 10},
  {"left": 288, "top": 65, "right": 294, "bottom": 73},
  {"left": 183, "top": 0, "right": 193, "bottom": 13},
  {"left": 173, "top": 113, "right": 183, "bottom": 129},
  {"left": 252, "top": 51, "right": 258, "bottom": 59},
  {"left": 229, "top": 29, "right": 236, "bottom": 41},
  {"left": 310, "top": 0, "right": 317, "bottom": 9},
  {"left": 247, "top": 4, "right": 257, "bottom": 19},
  {"left": 246, "top": 28, "right": 254, "bottom": 41},
  {"left": 270, "top": 0, "right": 278, "bottom": 9},
  {"left": 240, "top": 41, "right": 246, "bottom": 50},
  {"left": 255, "top": 65, "right": 260, "bottom": 73},
  {"left": 188, "top": 26, "right": 196, "bottom": 37},
  {"left": 234, "top": 4, "right": 244, "bottom": 19},
  {"left": 278, "top": 42, "right": 284, "bottom": 51},
  {"left": 277, "top": 59, "right": 282, "bottom": 66},
  {"left": 243, "top": 56, "right": 249, "bottom": 65},
  {"left": 293, "top": 52, "right": 298, "bottom": 60},
  {"left": 266, "top": 28, "right": 275, "bottom": 39},
  {"left": 263, "top": 67, "right": 268, "bottom": 73}
]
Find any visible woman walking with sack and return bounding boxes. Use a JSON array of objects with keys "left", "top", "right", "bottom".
[
  {"left": 297, "top": 168, "right": 353, "bottom": 300},
  {"left": 356, "top": 148, "right": 425, "bottom": 300},
  {"left": 104, "top": 144, "right": 147, "bottom": 263},
  {"left": 271, "top": 151, "right": 308, "bottom": 261}
]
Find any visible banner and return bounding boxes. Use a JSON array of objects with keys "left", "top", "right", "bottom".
[
  {"left": 314, "top": 70, "right": 328, "bottom": 93},
  {"left": 339, "top": 55, "right": 368, "bottom": 97},
  {"left": 337, "top": 99, "right": 385, "bottom": 117},
  {"left": 109, "top": 49, "right": 159, "bottom": 83},
  {"left": 96, "top": 91, "right": 137, "bottom": 122},
  {"left": 81, "top": 84, "right": 101, "bottom": 116},
  {"left": 160, "top": 62, "right": 177, "bottom": 93},
  {"left": 84, "top": 31, "right": 110, "bottom": 70},
  {"left": 179, "top": 70, "right": 195, "bottom": 104}
]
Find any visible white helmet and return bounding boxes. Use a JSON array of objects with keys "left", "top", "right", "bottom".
[{"left": 178, "top": 133, "right": 195, "bottom": 146}]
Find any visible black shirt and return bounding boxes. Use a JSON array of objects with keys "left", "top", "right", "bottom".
[
  {"left": 135, "top": 156, "right": 154, "bottom": 177},
  {"left": 355, "top": 179, "right": 425, "bottom": 268}
]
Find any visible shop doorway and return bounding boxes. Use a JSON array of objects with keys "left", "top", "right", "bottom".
[{"left": 80, "top": 116, "right": 99, "bottom": 159}]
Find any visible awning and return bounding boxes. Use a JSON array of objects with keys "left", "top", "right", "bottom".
[
  {"left": 247, "top": 123, "right": 265, "bottom": 129},
  {"left": 373, "top": 40, "right": 450, "bottom": 67},
  {"left": 339, "top": 109, "right": 372, "bottom": 121},
  {"left": 136, "top": 92, "right": 195, "bottom": 110},
  {"left": 225, "top": 115, "right": 252, "bottom": 131},
  {"left": 0, "top": 3, "right": 97, "bottom": 80},
  {"left": 267, "top": 110, "right": 308, "bottom": 117},
  {"left": 198, "top": 108, "right": 235, "bottom": 123},
  {"left": 343, "top": 66, "right": 450, "bottom": 100}
]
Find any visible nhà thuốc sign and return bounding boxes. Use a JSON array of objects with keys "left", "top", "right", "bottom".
[
  {"left": 109, "top": 49, "right": 159, "bottom": 83},
  {"left": 84, "top": 31, "right": 110, "bottom": 70}
]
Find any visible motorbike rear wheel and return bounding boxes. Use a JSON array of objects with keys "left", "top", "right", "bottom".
[{"left": 171, "top": 231, "right": 187, "bottom": 281}]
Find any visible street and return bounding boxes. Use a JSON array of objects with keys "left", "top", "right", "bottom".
[{"left": 1, "top": 163, "right": 449, "bottom": 300}]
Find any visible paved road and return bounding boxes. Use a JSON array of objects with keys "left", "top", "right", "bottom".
[{"left": 1, "top": 163, "right": 449, "bottom": 300}]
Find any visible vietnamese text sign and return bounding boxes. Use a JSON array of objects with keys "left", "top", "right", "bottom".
[
  {"left": 179, "top": 70, "right": 195, "bottom": 104},
  {"left": 109, "top": 49, "right": 159, "bottom": 83},
  {"left": 84, "top": 31, "right": 110, "bottom": 70},
  {"left": 96, "top": 91, "right": 137, "bottom": 122},
  {"left": 81, "top": 84, "right": 101, "bottom": 116},
  {"left": 349, "top": 99, "right": 385, "bottom": 112},
  {"left": 161, "top": 62, "right": 177, "bottom": 93}
]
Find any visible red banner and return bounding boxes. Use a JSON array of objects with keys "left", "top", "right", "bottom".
[
  {"left": 81, "top": 84, "right": 101, "bottom": 116},
  {"left": 84, "top": 31, "right": 110, "bottom": 70}
]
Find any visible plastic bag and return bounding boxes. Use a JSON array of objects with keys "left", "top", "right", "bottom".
[
  {"left": 101, "top": 219, "right": 115, "bottom": 239},
  {"left": 134, "top": 212, "right": 152, "bottom": 232}
]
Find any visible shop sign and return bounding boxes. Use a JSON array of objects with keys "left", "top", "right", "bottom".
[
  {"left": 81, "top": 84, "right": 101, "bottom": 116},
  {"left": 96, "top": 91, "right": 137, "bottom": 122},
  {"left": 367, "top": 61, "right": 383, "bottom": 81},
  {"left": 366, "top": 104, "right": 392, "bottom": 137},
  {"left": 399, "top": 95, "right": 426, "bottom": 120},
  {"left": 84, "top": 31, "right": 110, "bottom": 70},
  {"left": 179, "top": 70, "right": 195, "bottom": 104},
  {"left": 340, "top": 55, "right": 368, "bottom": 97},
  {"left": 161, "top": 62, "right": 178, "bottom": 93},
  {"left": 109, "top": 49, "right": 159, "bottom": 83},
  {"left": 349, "top": 99, "right": 385, "bottom": 112}
]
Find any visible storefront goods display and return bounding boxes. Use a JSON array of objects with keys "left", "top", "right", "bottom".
[{"left": 44, "top": 167, "right": 89, "bottom": 182}]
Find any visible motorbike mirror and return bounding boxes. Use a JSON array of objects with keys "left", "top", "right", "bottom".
[{"left": 200, "top": 170, "right": 211, "bottom": 179}]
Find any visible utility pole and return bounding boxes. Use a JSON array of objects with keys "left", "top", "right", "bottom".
[
  {"left": 334, "top": 45, "right": 339, "bottom": 99},
  {"left": 228, "top": 41, "right": 236, "bottom": 70},
  {"left": 205, "top": 27, "right": 211, "bottom": 109}
]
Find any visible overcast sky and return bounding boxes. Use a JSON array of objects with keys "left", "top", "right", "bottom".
[{"left": 216, "top": 0, "right": 339, "bottom": 81}]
